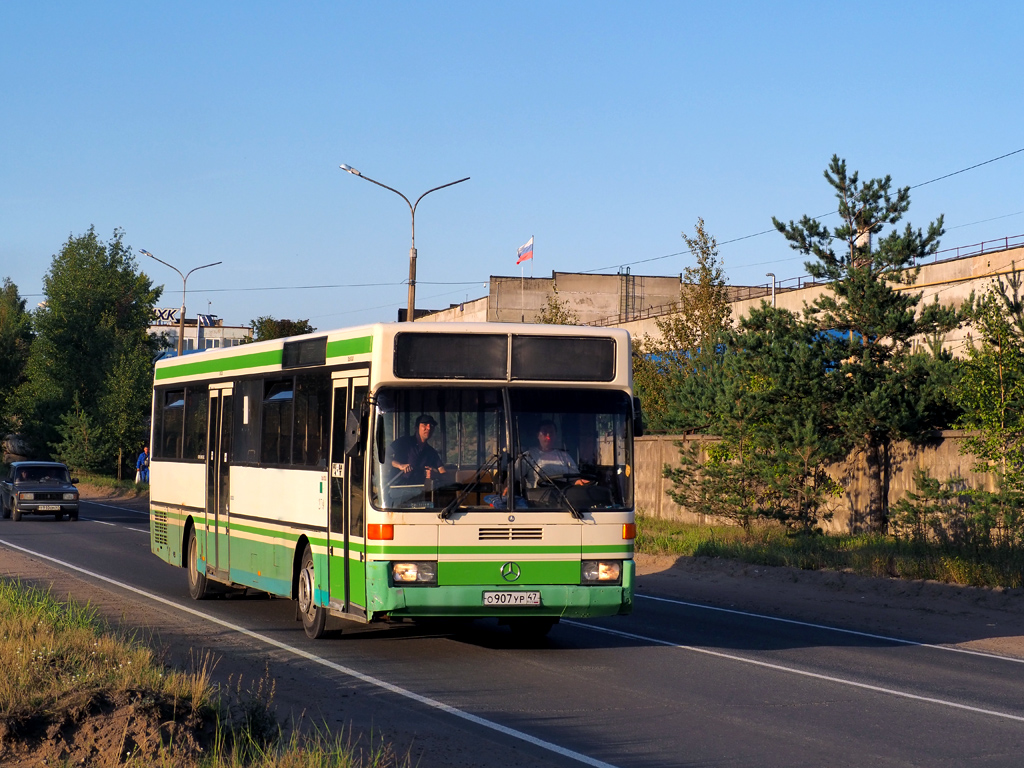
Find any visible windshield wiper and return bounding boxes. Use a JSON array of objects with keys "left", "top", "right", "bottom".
[
  {"left": 438, "top": 452, "right": 502, "bottom": 520},
  {"left": 516, "top": 451, "right": 582, "bottom": 519}
]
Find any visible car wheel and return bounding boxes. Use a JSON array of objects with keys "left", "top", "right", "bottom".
[
  {"left": 297, "top": 544, "right": 327, "bottom": 639},
  {"left": 12, "top": 506, "right": 21, "bottom": 522},
  {"left": 187, "top": 526, "right": 210, "bottom": 600},
  {"left": 54, "top": 512, "right": 64, "bottom": 521},
  {"left": 2, "top": 501, "right": 9, "bottom": 519},
  {"left": 69, "top": 511, "right": 79, "bottom": 521}
]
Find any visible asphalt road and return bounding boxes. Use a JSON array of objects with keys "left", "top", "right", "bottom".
[{"left": 2, "top": 499, "right": 1023, "bottom": 767}]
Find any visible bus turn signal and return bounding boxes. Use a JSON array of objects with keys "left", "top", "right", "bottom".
[{"left": 368, "top": 524, "right": 394, "bottom": 540}]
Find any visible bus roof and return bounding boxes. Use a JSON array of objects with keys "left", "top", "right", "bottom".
[{"left": 153, "top": 322, "right": 633, "bottom": 389}]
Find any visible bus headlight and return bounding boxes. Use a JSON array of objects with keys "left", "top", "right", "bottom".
[
  {"left": 581, "top": 561, "right": 622, "bottom": 585},
  {"left": 392, "top": 562, "right": 438, "bottom": 585}
]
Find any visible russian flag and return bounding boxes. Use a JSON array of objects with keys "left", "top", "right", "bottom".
[{"left": 516, "top": 236, "right": 534, "bottom": 265}]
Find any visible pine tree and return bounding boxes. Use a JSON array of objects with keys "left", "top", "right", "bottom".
[
  {"left": 665, "top": 305, "right": 846, "bottom": 533},
  {"left": 773, "top": 156, "right": 958, "bottom": 531},
  {"left": 954, "top": 270, "right": 1024, "bottom": 492}
]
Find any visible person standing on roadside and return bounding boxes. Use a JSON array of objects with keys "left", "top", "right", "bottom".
[{"left": 136, "top": 445, "right": 150, "bottom": 484}]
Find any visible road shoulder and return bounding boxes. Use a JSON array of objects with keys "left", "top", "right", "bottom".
[{"left": 635, "top": 552, "right": 1024, "bottom": 659}]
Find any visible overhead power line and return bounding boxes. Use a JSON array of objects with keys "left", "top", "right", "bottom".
[{"left": 584, "top": 146, "right": 1024, "bottom": 274}]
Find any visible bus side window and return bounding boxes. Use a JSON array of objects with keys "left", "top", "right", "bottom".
[
  {"left": 232, "top": 379, "right": 261, "bottom": 465},
  {"left": 184, "top": 387, "right": 208, "bottom": 461},
  {"left": 159, "top": 389, "right": 185, "bottom": 460}
]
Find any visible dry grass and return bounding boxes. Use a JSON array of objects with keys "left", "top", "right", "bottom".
[
  {"left": 635, "top": 514, "right": 1024, "bottom": 589},
  {"left": 0, "top": 579, "right": 410, "bottom": 767}
]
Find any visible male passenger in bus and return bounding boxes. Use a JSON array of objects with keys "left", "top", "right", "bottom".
[
  {"left": 388, "top": 414, "right": 448, "bottom": 485},
  {"left": 517, "top": 420, "right": 590, "bottom": 489}
]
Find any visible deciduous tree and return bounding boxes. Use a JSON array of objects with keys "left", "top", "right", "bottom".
[
  {"left": 535, "top": 283, "right": 580, "bottom": 325},
  {"left": 246, "top": 316, "right": 316, "bottom": 342},
  {"left": 634, "top": 218, "right": 731, "bottom": 432},
  {"left": 15, "top": 228, "right": 161, "bottom": 464},
  {"left": 0, "top": 278, "right": 33, "bottom": 431}
]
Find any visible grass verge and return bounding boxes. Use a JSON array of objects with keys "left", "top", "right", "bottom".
[
  {"left": 76, "top": 470, "right": 149, "bottom": 495},
  {"left": 635, "top": 514, "right": 1024, "bottom": 589},
  {"left": 0, "top": 579, "right": 408, "bottom": 767}
]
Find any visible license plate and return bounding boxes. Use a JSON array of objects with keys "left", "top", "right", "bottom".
[
  {"left": 483, "top": 591, "right": 541, "bottom": 607},
  {"left": 37, "top": 505, "right": 60, "bottom": 511}
]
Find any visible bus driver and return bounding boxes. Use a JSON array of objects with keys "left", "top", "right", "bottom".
[
  {"left": 388, "top": 414, "right": 447, "bottom": 484},
  {"left": 517, "top": 420, "right": 589, "bottom": 489}
]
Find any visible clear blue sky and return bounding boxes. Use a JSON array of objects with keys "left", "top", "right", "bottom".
[{"left": 3, "top": 2, "right": 1022, "bottom": 328}]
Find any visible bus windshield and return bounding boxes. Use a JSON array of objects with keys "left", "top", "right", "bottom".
[{"left": 370, "top": 387, "right": 633, "bottom": 513}]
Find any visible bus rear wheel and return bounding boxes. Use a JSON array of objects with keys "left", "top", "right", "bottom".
[
  {"left": 187, "top": 526, "right": 210, "bottom": 600},
  {"left": 297, "top": 544, "right": 327, "bottom": 639}
]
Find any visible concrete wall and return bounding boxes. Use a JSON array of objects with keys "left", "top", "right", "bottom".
[
  {"left": 417, "top": 297, "right": 490, "bottom": 323},
  {"left": 419, "top": 272, "right": 693, "bottom": 326},
  {"left": 636, "top": 431, "right": 993, "bottom": 532}
]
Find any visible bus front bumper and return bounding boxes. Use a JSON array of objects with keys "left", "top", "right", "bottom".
[{"left": 365, "top": 559, "right": 634, "bottom": 620}]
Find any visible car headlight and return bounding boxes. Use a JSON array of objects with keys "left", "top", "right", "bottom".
[
  {"left": 392, "top": 561, "right": 438, "bottom": 585},
  {"left": 63, "top": 493, "right": 77, "bottom": 501},
  {"left": 581, "top": 560, "right": 622, "bottom": 584},
  {"left": 19, "top": 492, "right": 34, "bottom": 501}
]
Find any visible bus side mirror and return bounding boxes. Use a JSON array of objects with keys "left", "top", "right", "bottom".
[
  {"left": 633, "top": 397, "right": 644, "bottom": 438},
  {"left": 343, "top": 409, "right": 362, "bottom": 458}
]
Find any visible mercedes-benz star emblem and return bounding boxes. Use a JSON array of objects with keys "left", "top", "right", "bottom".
[{"left": 501, "top": 561, "right": 522, "bottom": 582}]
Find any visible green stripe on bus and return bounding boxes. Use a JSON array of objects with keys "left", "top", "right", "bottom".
[
  {"left": 326, "top": 336, "right": 372, "bottom": 357},
  {"left": 582, "top": 544, "right": 634, "bottom": 554},
  {"left": 155, "top": 349, "right": 283, "bottom": 380},
  {"left": 439, "top": 559, "right": 581, "bottom": 585},
  {"left": 153, "top": 335, "right": 372, "bottom": 381}
]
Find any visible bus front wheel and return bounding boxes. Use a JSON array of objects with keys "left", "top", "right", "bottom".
[
  {"left": 297, "top": 545, "right": 327, "bottom": 639},
  {"left": 187, "top": 526, "right": 210, "bottom": 600}
]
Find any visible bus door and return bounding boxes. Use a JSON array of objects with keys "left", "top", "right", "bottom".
[
  {"left": 328, "top": 373, "right": 369, "bottom": 617},
  {"left": 205, "top": 385, "right": 233, "bottom": 579}
]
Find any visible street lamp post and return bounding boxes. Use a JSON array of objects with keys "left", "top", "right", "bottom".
[
  {"left": 766, "top": 272, "right": 776, "bottom": 308},
  {"left": 340, "top": 164, "right": 469, "bottom": 322},
  {"left": 140, "top": 250, "right": 222, "bottom": 356}
]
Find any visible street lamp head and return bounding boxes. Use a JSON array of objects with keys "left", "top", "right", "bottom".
[
  {"left": 339, "top": 164, "right": 362, "bottom": 176},
  {"left": 140, "top": 249, "right": 153, "bottom": 257}
]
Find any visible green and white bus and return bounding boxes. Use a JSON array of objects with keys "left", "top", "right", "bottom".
[{"left": 149, "top": 322, "right": 640, "bottom": 638}]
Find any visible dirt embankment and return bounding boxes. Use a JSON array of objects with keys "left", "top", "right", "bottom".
[{"left": 76, "top": 484, "right": 149, "bottom": 513}]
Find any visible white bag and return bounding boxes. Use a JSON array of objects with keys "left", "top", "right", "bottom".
[{"left": 135, "top": 470, "right": 141, "bottom": 484}]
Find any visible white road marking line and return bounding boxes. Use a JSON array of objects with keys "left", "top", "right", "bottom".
[
  {"left": 80, "top": 518, "right": 148, "bottom": 534},
  {"left": 564, "top": 620, "right": 1024, "bottom": 724},
  {"left": 0, "top": 539, "right": 620, "bottom": 768},
  {"left": 80, "top": 500, "right": 148, "bottom": 515},
  {"left": 636, "top": 593, "right": 1024, "bottom": 664}
]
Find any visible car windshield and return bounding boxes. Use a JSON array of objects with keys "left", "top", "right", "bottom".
[
  {"left": 16, "top": 466, "right": 70, "bottom": 483},
  {"left": 369, "top": 387, "right": 633, "bottom": 513}
]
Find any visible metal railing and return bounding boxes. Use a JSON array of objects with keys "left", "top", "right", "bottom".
[
  {"left": 919, "top": 233, "right": 1024, "bottom": 265},
  {"left": 585, "top": 233, "right": 1024, "bottom": 327}
]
